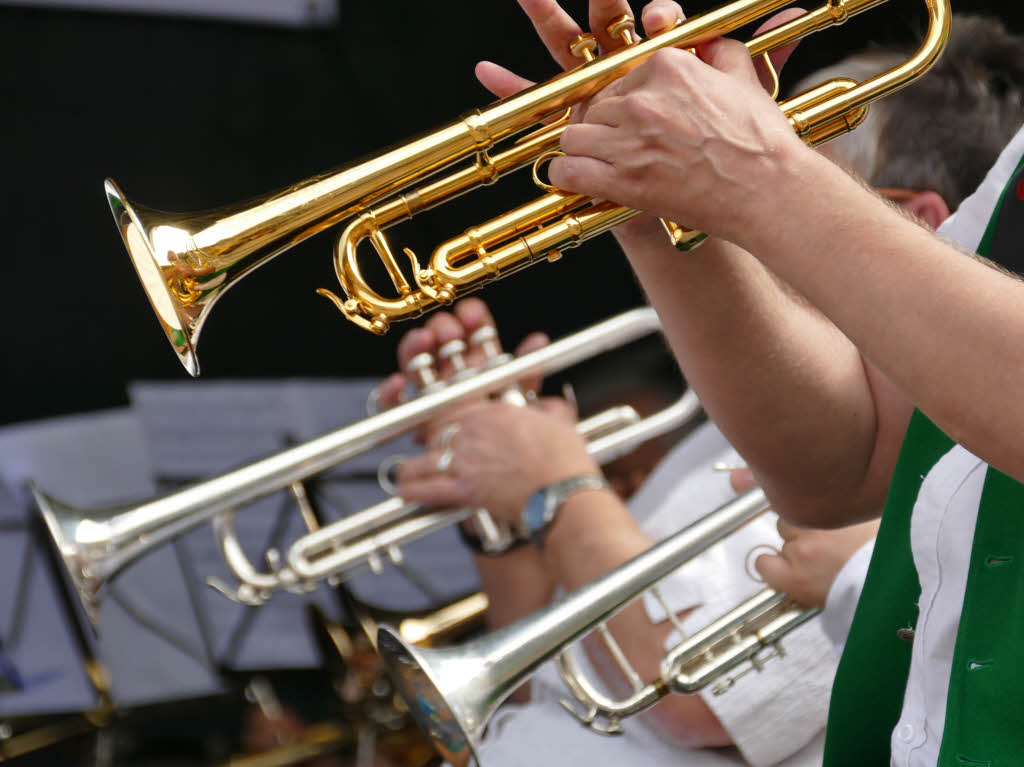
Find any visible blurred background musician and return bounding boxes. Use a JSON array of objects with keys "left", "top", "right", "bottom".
[
  {"left": 383, "top": 8, "right": 1024, "bottom": 766},
  {"left": 386, "top": 297, "right": 842, "bottom": 767}
]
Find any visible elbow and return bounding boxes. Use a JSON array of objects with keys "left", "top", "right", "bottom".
[
  {"left": 640, "top": 694, "right": 732, "bottom": 750},
  {"left": 759, "top": 482, "right": 884, "bottom": 529}
]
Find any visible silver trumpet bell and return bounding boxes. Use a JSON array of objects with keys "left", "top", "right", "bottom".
[
  {"left": 33, "top": 308, "right": 695, "bottom": 627},
  {"left": 376, "top": 488, "right": 818, "bottom": 767}
]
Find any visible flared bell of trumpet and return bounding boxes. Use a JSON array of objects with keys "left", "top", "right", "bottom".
[
  {"left": 375, "top": 632, "right": 489, "bottom": 767},
  {"left": 32, "top": 483, "right": 131, "bottom": 627},
  {"left": 105, "top": 178, "right": 201, "bottom": 372},
  {"left": 105, "top": 177, "right": 343, "bottom": 378}
]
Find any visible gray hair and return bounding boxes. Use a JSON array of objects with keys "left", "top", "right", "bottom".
[{"left": 795, "top": 15, "right": 1024, "bottom": 209}]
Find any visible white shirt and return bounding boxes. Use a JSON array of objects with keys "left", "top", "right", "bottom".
[
  {"left": 474, "top": 421, "right": 838, "bottom": 767},
  {"left": 885, "top": 125, "right": 1024, "bottom": 767}
]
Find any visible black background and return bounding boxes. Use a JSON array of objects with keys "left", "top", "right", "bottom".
[{"left": 2, "top": 0, "right": 1022, "bottom": 425}]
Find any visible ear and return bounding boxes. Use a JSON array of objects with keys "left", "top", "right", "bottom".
[{"left": 900, "top": 190, "right": 951, "bottom": 230}]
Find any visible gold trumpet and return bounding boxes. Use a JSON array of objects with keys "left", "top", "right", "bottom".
[{"left": 106, "top": 0, "right": 951, "bottom": 376}]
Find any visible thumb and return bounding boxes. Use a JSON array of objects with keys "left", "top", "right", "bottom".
[
  {"left": 697, "top": 36, "right": 762, "bottom": 89},
  {"left": 754, "top": 552, "right": 797, "bottom": 592},
  {"left": 752, "top": 7, "right": 807, "bottom": 92},
  {"left": 729, "top": 466, "right": 758, "bottom": 493}
]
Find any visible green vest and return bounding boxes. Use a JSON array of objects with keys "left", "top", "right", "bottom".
[{"left": 822, "top": 152, "right": 1024, "bottom": 766}]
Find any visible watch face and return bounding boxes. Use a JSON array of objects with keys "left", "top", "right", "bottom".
[{"left": 522, "top": 490, "right": 548, "bottom": 534}]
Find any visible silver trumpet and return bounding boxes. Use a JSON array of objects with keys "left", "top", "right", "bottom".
[
  {"left": 34, "top": 308, "right": 697, "bottom": 626},
  {"left": 376, "top": 488, "right": 819, "bottom": 767}
]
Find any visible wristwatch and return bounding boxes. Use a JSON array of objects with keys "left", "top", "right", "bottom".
[{"left": 520, "top": 474, "right": 611, "bottom": 548}]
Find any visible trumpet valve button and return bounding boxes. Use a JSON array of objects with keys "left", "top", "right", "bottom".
[
  {"left": 407, "top": 352, "right": 440, "bottom": 391},
  {"left": 606, "top": 14, "right": 638, "bottom": 45},
  {"left": 569, "top": 33, "right": 598, "bottom": 62},
  {"left": 438, "top": 339, "right": 468, "bottom": 373},
  {"left": 470, "top": 325, "right": 502, "bottom": 361}
]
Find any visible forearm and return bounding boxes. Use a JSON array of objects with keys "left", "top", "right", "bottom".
[
  {"left": 617, "top": 220, "right": 896, "bottom": 525},
  {"left": 742, "top": 147, "right": 1024, "bottom": 483},
  {"left": 471, "top": 546, "right": 554, "bottom": 704},
  {"left": 473, "top": 547, "right": 554, "bottom": 631},
  {"left": 542, "top": 489, "right": 730, "bottom": 747}
]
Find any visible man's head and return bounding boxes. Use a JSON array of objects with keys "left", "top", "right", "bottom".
[{"left": 800, "top": 14, "right": 1024, "bottom": 227}]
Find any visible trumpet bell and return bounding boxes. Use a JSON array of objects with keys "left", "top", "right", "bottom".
[
  {"left": 33, "top": 484, "right": 109, "bottom": 626},
  {"left": 375, "top": 631, "right": 482, "bottom": 767},
  {"left": 104, "top": 177, "right": 208, "bottom": 374}
]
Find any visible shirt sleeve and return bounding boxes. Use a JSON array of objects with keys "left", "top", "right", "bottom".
[
  {"left": 697, "top": 617, "right": 838, "bottom": 767},
  {"left": 821, "top": 538, "right": 875, "bottom": 655}
]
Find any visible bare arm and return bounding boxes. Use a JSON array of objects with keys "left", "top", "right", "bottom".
[
  {"left": 398, "top": 395, "right": 730, "bottom": 747},
  {"left": 479, "top": 0, "right": 908, "bottom": 527},
  {"left": 615, "top": 223, "right": 911, "bottom": 525},
  {"left": 548, "top": 33, "right": 1024, "bottom": 521},
  {"left": 542, "top": 488, "right": 731, "bottom": 747}
]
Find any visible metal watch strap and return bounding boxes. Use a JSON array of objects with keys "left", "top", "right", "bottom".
[{"left": 521, "top": 474, "right": 611, "bottom": 549}]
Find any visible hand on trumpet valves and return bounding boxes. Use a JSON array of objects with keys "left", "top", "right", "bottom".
[
  {"left": 753, "top": 515, "right": 880, "bottom": 610},
  {"left": 376, "top": 298, "right": 549, "bottom": 444},
  {"left": 726, "top": 465, "right": 881, "bottom": 608},
  {"left": 475, "top": 0, "right": 806, "bottom": 247},
  {"left": 397, "top": 398, "right": 601, "bottom": 527}
]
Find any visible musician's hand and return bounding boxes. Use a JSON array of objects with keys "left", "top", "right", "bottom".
[
  {"left": 476, "top": 0, "right": 804, "bottom": 248},
  {"left": 376, "top": 298, "right": 548, "bottom": 442},
  {"left": 547, "top": 13, "right": 812, "bottom": 247},
  {"left": 753, "top": 518, "right": 880, "bottom": 609},
  {"left": 396, "top": 398, "right": 599, "bottom": 525},
  {"left": 476, "top": 1, "right": 685, "bottom": 242}
]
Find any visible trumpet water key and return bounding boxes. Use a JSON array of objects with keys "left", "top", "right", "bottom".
[{"left": 106, "top": 0, "right": 950, "bottom": 375}]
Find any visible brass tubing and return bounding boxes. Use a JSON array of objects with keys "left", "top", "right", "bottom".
[
  {"left": 786, "top": 0, "right": 950, "bottom": 135},
  {"left": 108, "top": 0, "right": 950, "bottom": 371},
  {"left": 333, "top": 0, "right": 948, "bottom": 333}
]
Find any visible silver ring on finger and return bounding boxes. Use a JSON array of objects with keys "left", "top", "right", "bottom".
[
  {"left": 436, "top": 447, "right": 455, "bottom": 474},
  {"left": 436, "top": 423, "right": 461, "bottom": 473},
  {"left": 439, "top": 423, "right": 461, "bottom": 450}
]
